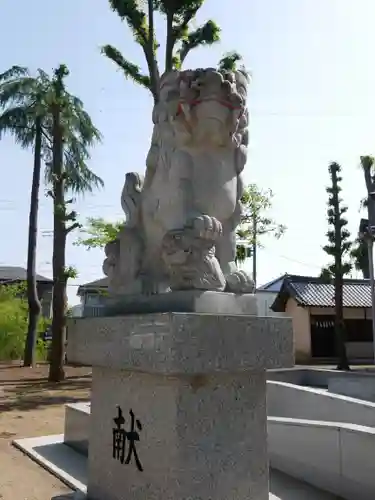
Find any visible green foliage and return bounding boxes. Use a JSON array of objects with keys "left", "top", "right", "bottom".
[
  {"left": 109, "top": 0, "right": 149, "bottom": 44},
  {"left": 236, "top": 184, "right": 286, "bottom": 263},
  {"left": 0, "top": 64, "right": 104, "bottom": 375},
  {"left": 64, "top": 266, "right": 78, "bottom": 280},
  {"left": 321, "top": 162, "right": 351, "bottom": 370},
  {"left": 218, "top": 51, "right": 243, "bottom": 72},
  {"left": 0, "top": 283, "right": 49, "bottom": 361},
  {"left": 103, "top": 0, "right": 241, "bottom": 102},
  {"left": 350, "top": 155, "right": 375, "bottom": 278},
  {"left": 360, "top": 155, "right": 374, "bottom": 172},
  {"left": 177, "top": 20, "right": 221, "bottom": 66},
  {"left": 75, "top": 217, "right": 124, "bottom": 249},
  {"left": 101, "top": 45, "right": 152, "bottom": 90},
  {"left": 0, "top": 65, "right": 104, "bottom": 195},
  {"left": 321, "top": 162, "right": 352, "bottom": 279},
  {"left": 358, "top": 155, "right": 375, "bottom": 213},
  {"left": 351, "top": 239, "right": 369, "bottom": 278}
]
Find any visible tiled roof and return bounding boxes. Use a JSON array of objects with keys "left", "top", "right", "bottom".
[
  {"left": 290, "top": 281, "right": 371, "bottom": 308},
  {"left": 257, "top": 274, "right": 288, "bottom": 292},
  {"left": 271, "top": 274, "right": 372, "bottom": 312},
  {"left": 0, "top": 266, "right": 52, "bottom": 283}
]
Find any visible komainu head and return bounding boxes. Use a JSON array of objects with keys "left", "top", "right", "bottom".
[{"left": 157, "top": 67, "right": 250, "bottom": 149}]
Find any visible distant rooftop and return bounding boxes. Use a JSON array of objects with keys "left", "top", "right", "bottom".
[
  {"left": 257, "top": 274, "right": 288, "bottom": 292},
  {"left": 77, "top": 272, "right": 371, "bottom": 310},
  {"left": 77, "top": 277, "right": 108, "bottom": 296},
  {"left": 0, "top": 266, "right": 52, "bottom": 283},
  {"left": 271, "top": 274, "right": 371, "bottom": 312}
]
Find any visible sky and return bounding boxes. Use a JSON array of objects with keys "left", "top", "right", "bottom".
[{"left": 1, "top": 0, "right": 375, "bottom": 305}]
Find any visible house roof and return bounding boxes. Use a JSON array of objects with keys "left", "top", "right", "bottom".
[
  {"left": 77, "top": 277, "right": 108, "bottom": 296},
  {"left": 271, "top": 274, "right": 371, "bottom": 312},
  {"left": 257, "top": 273, "right": 288, "bottom": 292},
  {"left": 0, "top": 266, "right": 52, "bottom": 283}
]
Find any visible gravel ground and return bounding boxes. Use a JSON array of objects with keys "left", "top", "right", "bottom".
[{"left": 0, "top": 363, "right": 91, "bottom": 500}]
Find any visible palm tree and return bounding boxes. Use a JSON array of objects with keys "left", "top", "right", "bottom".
[
  {"left": 0, "top": 66, "right": 50, "bottom": 366},
  {"left": 0, "top": 65, "right": 103, "bottom": 373},
  {"left": 103, "top": 0, "right": 243, "bottom": 105},
  {"left": 47, "top": 65, "right": 103, "bottom": 382}
]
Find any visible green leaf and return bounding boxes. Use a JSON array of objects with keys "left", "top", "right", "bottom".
[
  {"left": 322, "top": 161, "right": 352, "bottom": 278},
  {"left": 342, "top": 262, "right": 352, "bottom": 275},
  {"left": 0, "top": 66, "right": 29, "bottom": 83},
  {"left": 177, "top": 20, "right": 220, "bottom": 64},
  {"left": 237, "top": 183, "right": 286, "bottom": 250},
  {"left": 101, "top": 45, "right": 151, "bottom": 90},
  {"left": 0, "top": 106, "right": 36, "bottom": 148},
  {"left": 218, "top": 51, "right": 243, "bottom": 72},
  {"left": 320, "top": 267, "right": 334, "bottom": 283},
  {"left": 155, "top": 0, "right": 204, "bottom": 17},
  {"left": 351, "top": 238, "right": 369, "bottom": 277},
  {"left": 109, "top": 0, "right": 149, "bottom": 44},
  {"left": 74, "top": 217, "right": 124, "bottom": 249},
  {"left": 360, "top": 155, "right": 374, "bottom": 171}
]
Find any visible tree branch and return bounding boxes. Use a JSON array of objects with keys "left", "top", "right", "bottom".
[
  {"left": 178, "top": 20, "right": 221, "bottom": 65},
  {"left": 147, "top": 0, "right": 160, "bottom": 101},
  {"left": 101, "top": 45, "right": 152, "bottom": 90},
  {"left": 66, "top": 222, "right": 81, "bottom": 234}
]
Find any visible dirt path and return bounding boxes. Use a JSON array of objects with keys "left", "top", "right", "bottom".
[{"left": 0, "top": 363, "right": 91, "bottom": 500}]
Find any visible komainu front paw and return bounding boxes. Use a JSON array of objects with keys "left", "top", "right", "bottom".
[
  {"left": 188, "top": 215, "right": 222, "bottom": 241},
  {"left": 225, "top": 270, "right": 255, "bottom": 294}
]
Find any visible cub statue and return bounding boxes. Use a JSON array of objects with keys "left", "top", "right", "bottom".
[{"left": 103, "top": 67, "right": 255, "bottom": 295}]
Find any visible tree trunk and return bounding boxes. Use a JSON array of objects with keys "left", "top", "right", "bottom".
[
  {"left": 23, "top": 119, "right": 43, "bottom": 367},
  {"left": 48, "top": 101, "right": 66, "bottom": 383}
]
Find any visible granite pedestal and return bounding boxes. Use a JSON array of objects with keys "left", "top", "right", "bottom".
[
  {"left": 67, "top": 312, "right": 293, "bottom": 500},
  {"left": 103, "top": 290, "right": 258, "bottom": 316}
]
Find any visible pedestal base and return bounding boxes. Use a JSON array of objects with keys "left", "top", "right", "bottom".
[
  {"left": 67, "top": 312, "right": 293, "bottom": 500},
  {"left": 89, "top": 368, "right": 268, "bottom": 500},
  {"left": 103, "top": 290, "right": 258, "bottom": 316}
]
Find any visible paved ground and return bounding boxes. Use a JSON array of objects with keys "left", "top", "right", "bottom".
[
  {"left": 0, "top": 362, "right": 355, "bottom": 499},
  {"left": 0, "top": 362, "right": 91, "bottom": 500}
]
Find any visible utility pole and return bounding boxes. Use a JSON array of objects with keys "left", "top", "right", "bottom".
[
  {"left": 252, "top": 214, "right": 257, "bottom": 291},
  {"left": 358, "top": 218, "right": 375, "bottom": 363}
]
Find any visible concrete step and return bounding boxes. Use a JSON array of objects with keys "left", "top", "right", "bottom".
[
  {"left": 268, "top": 416, "right": 375, "bottom": 500},
  {"left": 267, "top": 380, "right": 375, "bottom": 427},
  {"left": 64, "top": 400, "right": 375, "bottom": 499},
  {"left": 64, "top": 402, "right": 90, "bottom": 456},
  {"left": 14, "top": 434, "right": 336, "bottom": 500}
]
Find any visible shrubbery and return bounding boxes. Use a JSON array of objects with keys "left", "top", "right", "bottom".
[{"left": 0, "top": 282, "right": 50, "bottom": 361}]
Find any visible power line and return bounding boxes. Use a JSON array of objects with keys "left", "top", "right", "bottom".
[
  {"left": 262, "top": 250, "right": 322, "bottom": 270},
  {"left": 243, "top": 247, "right": 323, "bottom": 271}
]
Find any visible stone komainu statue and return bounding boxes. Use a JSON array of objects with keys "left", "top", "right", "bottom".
[{"left": 103, "top": 67, "right": 255, "bottom": 295}]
